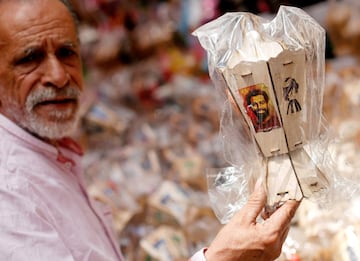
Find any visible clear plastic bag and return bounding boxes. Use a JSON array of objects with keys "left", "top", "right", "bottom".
[{"left": 193, "top": 6, "right": 340, "bottom": 223}]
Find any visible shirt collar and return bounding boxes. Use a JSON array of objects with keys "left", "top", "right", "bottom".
[{"left": 0, "top": 113, "right": 83, "bottom": 162}]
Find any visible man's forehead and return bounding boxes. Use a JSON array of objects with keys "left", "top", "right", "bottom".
[
  {"left": 252, "top": 94, "right": 265, "bottom": 99},
  {"left": 0, "top": 0, "right": 76, "bottom": 25},
  {"left": 0, "top": 0, "right": 77, "bottom": 41}
]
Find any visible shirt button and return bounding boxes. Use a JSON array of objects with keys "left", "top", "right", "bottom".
[
  {"left": 7, "top": 162, "right": 16, "bottom": 172},
  {"left": 65, "top": 162, "right": 72, "bottom": 169}
]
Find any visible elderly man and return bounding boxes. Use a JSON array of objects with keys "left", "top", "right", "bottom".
[{"left": 0, "top": 0, "right": 300, "bottom": 260}]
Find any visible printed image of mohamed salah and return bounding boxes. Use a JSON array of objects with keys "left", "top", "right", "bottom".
[{"left": 240, "top": 84, "right": 282, "bottom": 133}]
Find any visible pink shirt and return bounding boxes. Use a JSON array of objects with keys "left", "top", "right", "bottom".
[
  {"left": 0, "top": 114, "right": 206, "bottom": 261},
  {"left": 0, "top": 114, "right": 123, "bottom": 260}
]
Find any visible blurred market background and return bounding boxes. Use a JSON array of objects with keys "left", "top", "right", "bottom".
[{"left": 68, "top": 0, "right": 360, "bottom": 260}]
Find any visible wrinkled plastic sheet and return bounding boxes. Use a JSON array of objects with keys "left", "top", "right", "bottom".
[{"left": 194, "top": 6, "right": 347, "bottom": 223}]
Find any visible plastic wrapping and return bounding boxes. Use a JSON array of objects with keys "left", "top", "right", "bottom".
[{"left": 193, "top": 6, "right": 339, "bottom": 223}]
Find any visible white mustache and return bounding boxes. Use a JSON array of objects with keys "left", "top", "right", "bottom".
[{"left": 26, "top": 87, "right": 81, "bottom": 110}]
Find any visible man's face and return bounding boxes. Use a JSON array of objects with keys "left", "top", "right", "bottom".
[
  {"left": 250, "top": 94, "right": 269, "bottom": 122},
  {"left": 0, "top": 0, "right": 83, "bottom": 139}
]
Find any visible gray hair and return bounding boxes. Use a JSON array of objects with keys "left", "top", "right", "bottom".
[{"left": 58, "top": 0, "right": 80, "bottom": 31}]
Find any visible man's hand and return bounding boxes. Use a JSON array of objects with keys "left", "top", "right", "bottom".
[{"left": 204, "top": 181, "right": 300, "bottom": 261}]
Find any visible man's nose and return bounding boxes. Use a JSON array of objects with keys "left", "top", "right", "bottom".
[{"left": 41, "top": 56, "right": 69, "bottom": 88}]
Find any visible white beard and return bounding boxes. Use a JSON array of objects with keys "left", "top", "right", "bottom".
[
  {"left": 23, "top": 107, "right": 80, "bottom": 139},
  {"left": 4, "top": 86, "right": 81, "bottom": 140}
]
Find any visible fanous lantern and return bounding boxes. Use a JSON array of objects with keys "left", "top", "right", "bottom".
[{"left": 194, "top": 6, "right": 331, "bottom": 218}]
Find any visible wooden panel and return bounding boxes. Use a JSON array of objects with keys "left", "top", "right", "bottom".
[
  {"left": 290, "top": 148, "right": 329, "bottom": 198},
  {"left": 268, "top": 49, "right": 306, "bottom": 151},
  {"left": 221, "top": 61, "right": 288, "bottom": 158},
  {"left": 267, "top": 154, "right": 303, "bottom": 207}
]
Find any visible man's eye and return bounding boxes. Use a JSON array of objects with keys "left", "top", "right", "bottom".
[
  {"left": 57, "top": 47, "right": 76, "bottom": 59},
  {"left": 15, "top": 51, "right": 43, "bottom": 65}
]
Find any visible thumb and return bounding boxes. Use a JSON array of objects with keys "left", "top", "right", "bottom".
[{"left": 237, "top": 179, "right": 267, "bottom": 224}]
